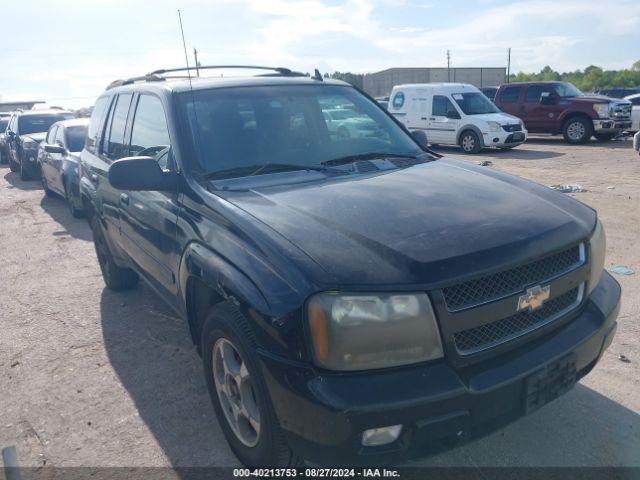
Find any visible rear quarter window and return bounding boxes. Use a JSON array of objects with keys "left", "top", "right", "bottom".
[{"left": 86, "top": 96, "right": 111, "bottom": 152}]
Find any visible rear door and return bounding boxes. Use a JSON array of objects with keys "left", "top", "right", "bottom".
[
  {"left": 427, "top": 95, "right": 459, "bottom": 144},
  {"left": 495, "top": 85, "right": 524, "bottom": 118},
  {"left": 117, "top": 93, "right": 181, "bottom": 297}
]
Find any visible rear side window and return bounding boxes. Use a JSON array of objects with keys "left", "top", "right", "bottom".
[
  {"left": 86, "top": 96, "right": 111, "bottom": 152},
  {"left": 55, "top": 126, "right": 65, "bottom": 146},
  {"left": 129, "top": 95, "right": 171, "bottom": 169},
  {"left": 432, "top": 95, "right": 456, "bottom": 116},
  {"left": 104, "top": 93, "right": 133, "bottom": 160},
  {"left": 499, "top": 86, "right": 523, "bottom": 103},
  {"left": 66, "top": 126, "right": 88, "bottom": 153}
]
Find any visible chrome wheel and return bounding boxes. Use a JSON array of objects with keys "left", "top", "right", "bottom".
[
  {"left": 461, "top": 134, "right": 475, "bottom": 152},
  {"left": 567, "top": 121, "right": 585, "bottom": 141},
  {"left": 213, "top": 338, "right": 261, "bottom": 447}
]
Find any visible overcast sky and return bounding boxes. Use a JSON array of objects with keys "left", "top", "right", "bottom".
[{"left": 1, "top": 0, "right": 639, "bottom": 108}]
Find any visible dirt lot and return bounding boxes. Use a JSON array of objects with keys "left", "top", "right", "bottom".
[{"left": 1, "top": 136, "right": 639, "bottom": 469}]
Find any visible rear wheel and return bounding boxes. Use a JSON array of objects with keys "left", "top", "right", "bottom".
[
  {"left": 90, "top": 216, "right": 138, "bottom": 291},
  {"left": 9, "top": 156, "right": 19, "bottom": 172},
  {"left": 202, "top": 302, "right": 302, "bottom": 467},
  {"left": 459, "top": 130, "right": 482, "bottom": 154},
  {"left": 64, "top": 181, "right": 83, "bottom": 218},
  {"left": 562, "top": 117, "right": 592, "bottom": 144}
]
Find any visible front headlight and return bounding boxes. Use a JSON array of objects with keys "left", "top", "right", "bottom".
[
  {"left": 22, "top": 139, "right": 38, "bottom": 151},
  {"left": 593, "top": 103, "right": 610, "bottom": 119},
  {"left": 307, "top": 292, "right": 443, "bottom": 370},
  {"left": 487, "top": 121, "right": 501, "bottom": 132},
  {"left": 588, "top": 220, "right": 606, "bottom": 294}
]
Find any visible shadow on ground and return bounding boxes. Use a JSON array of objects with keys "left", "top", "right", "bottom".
[
  {"left": 432, "top": 145, "right": 565, "bottom": 160},
  {"left": 526, "top": 135, "right": 633, "bottom": 150},
  {"left": 39, "top": 195, "right": 92, "bottom": 241},
  {"left": 100, "top": 283, "right": 640, "bottom": 469},
  {"left": 3, "top": 170, "right": 42, "bottom": 191}
]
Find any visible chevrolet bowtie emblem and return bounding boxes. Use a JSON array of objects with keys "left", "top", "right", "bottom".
[{"left": 517, "top": 285, "right": 551, "bottom": 312}]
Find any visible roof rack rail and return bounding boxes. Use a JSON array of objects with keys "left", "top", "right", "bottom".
[
  {"left": 148, "top": 65, "right": 304, "bottom": 77},
  {"left": 106, "top": 74, "right": 165, "bottom": 90}
]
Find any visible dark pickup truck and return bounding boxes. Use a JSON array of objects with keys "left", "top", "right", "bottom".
[
  {"left": 80, "top": 66, "right": 620, "bottom": 467},
  {"left": 494, "top": 81, "right": 632, "bottom": 143}
]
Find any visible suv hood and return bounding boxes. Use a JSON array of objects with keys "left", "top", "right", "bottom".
[
  {"left": 218, "top": 159, "right": 595, "bottom": 286},
  {"left": 571, "top": 95, "right": 629, "bottom": 105},
  {"left": 21, "top": 132, "right": 47, "bottom": 143}
]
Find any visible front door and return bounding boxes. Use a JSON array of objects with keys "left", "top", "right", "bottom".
[
  {"left": 117, "top": 93, "right": 181, "bottom": 298},
  {"left": 521, "top": 85, "right": 562, "bottom": 132},
  {"left": 427, "top": 95, "right": 460, "bottom": 144}
]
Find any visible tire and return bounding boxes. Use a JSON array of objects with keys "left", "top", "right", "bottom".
[
  {"left": 562, "top": 117, "right": 592, "bottom": 144},
  {"left": 90, "top": 216, "right": 138, "bottom": 291},
  {"left": 201, "top": 302, "right": 302, "bottom": 467},
  {"left": 64, "top": 181, "right": 83, "bottom": 218},
  {"left": 19, "top": 158, "right": 31, "bottom": 180},
  {"left": 9, "top": 156, "right": 19, "bottom": 173},
  {"left": 459, "top": 130, "right": 482, "bottom": 154},
  {"left": 594, "top": 133, "right": 615, "bottom": 142}
]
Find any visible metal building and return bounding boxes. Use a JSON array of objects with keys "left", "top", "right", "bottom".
[{"left": 363, "top": 67, "right": 506, "bottom": 98}]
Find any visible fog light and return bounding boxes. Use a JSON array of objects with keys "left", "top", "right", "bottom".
[
  {"left": 493, "top": 137, "right": 499, "bottom": 143},
  {"left": 361, "top": 425, "right": 402, "bottom": 446}
]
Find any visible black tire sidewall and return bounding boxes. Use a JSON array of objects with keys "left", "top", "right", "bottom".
[{"left": 201, "top": 304, "right": 290, "bottom": 467}]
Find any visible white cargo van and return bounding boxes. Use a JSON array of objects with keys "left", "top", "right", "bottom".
[{"left": 388, "top": 83, "right": 528, "bottom": 153}]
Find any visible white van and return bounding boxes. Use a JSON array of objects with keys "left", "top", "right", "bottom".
[{"left": 388, "top": 83, "right": 528, "bottom": 153}]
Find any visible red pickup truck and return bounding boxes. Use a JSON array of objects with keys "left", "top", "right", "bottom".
[{"left": 494, "top": 81, "right": 632, "bottom": 144}]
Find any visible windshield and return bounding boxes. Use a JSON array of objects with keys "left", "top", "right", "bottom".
[
  {"left": 453, "top": 92, "right": 500, "bottom": 115},
  {"left": 553, "top": 82, "right": 584, "bottom": 98},
  {"left": 18, "top": 115, "right": 72, "bottom": 135},
  {"left": 177, "top": 85, "right": 423, "bottom": 179},
  {"left": 65, "top": 125, "right": 88, "bottom": 152}
]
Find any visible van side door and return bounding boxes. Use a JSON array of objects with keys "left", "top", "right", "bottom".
[
  {"left": 117, "top": 93, "right": 181, "bottom": 298},
  {"left": 428, "top": 95, "right": 460, "bottom": 145}
]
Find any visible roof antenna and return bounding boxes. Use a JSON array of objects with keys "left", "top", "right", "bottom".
[
  {"left": 178, "top": 10, "right": 192, "bottom": 85},
  {"left": 314, "top": 68, "right": 324, "bottom": 81}
]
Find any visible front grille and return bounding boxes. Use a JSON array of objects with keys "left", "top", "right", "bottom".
[
  {"left": 502, "top": 124, "right": 522, "bottom": 132},
  {"left": 442, "top": 245, "right": 583, "bottom": 311},
  {"left": 611, "top": 103, "right": 631, "bottom": 119},
  {"left": 453, "top": 286, "right": 581, "bottom": 354}
]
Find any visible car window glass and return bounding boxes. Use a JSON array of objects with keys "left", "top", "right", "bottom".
[
  {"left": 631, "top": 97, "right": 640, "bottom": 106},
  {"left": 0, "top": 119, "right": 8, "bottom": 132},
  {"left": 129, "top": 95, "right": 171, "bottom": 169},
  {"left": 86, "top": 96, "right": 110, "bottom": 152},
  {"left": 105, "top": 93, "right": 133, "bottom": 160},
  {"left": 525, "top": 86, "right": 551, "bottom": 103},
  {"left": 46, "top": 126, "right": 57, "bottom": 144},
  {"left": 55, "top": 126, "right": 65, "bottom": 146},
  {"left": 18, "top": 115, "right": 70, "bottom": 135},
  {"left": 500, "top": 86, "right": 522, "bottom": 103},
  {"left": 432, "top": 95, "right": 456, "bottom": 116},
  {"left": 66, "top": 126, "right": 88, "bottom": 153}
]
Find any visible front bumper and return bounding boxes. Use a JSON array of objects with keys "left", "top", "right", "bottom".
[
  {"left": 482, "top": 129, "right": 528, "bottom": 148},
  {"left": 593, "top": 119, "right": 631, "bottom": 132},
  {"left": 259, "top": 272, "right": 620, "bottom": 465}
]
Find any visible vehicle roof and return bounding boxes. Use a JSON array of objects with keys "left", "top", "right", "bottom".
[
  {"left": 103, "top": 75, "right": 350, "bottom": 97},
  {"left": 500, "top": 81, "right": 564, "bottom": 86},
  {"left": 16, "top": 109, "right": 73, "bottom": 116},
  {"left": 52, "top": 118, "right": 89, "bottom": 128},
  {"left": 624, "top": 93, "right": 640, "bottom": 100},
  {"left": 392, "top": 83, "right": 480, "bottom": 91}
]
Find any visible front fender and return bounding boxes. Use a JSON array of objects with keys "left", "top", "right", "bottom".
[{"left": 457, "top": 124, "right": 485, "bottom": 147}]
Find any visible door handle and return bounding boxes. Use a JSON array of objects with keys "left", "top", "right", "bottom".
[
  {"left": 429, "top": 117, "right": 435, "bottom": 120},
  {"left": 119, "top": 193, "right": 130, "bottom": 205},
  {"left": 421, "top": 117, "right": 427, "bottom": 120}
]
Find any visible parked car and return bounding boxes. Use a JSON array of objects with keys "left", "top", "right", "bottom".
[
  {"left": 0, "top": 113, "right": 12, "bottom": 164},
  {"left": 6, "top": 109, "right": 74, "bottom": 179},
  {"left": 389, "top": 83, "right": 527, "bottom": 153},
  {"left": 594, "top": 87, "right": 640, "bottom": 99},
  {"left": 80, "top": 65, "right": 619, "bottom": 467},
  {"left": 494, "top": 81, "right": 632, "bottom": 143},
  {"left": 624, "top": 93, "right": 640, "bottom": 132},
  {"left": 480, "top": 86, "right": 498, "bottom": 101},
  {"left": 38, "top": 118, "right": 89, "bottom": 217},
  {"left": 322, "top": 108, "right": 384, "bottom": 139}
]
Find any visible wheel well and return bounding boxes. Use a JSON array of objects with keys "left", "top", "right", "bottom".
[
  {"left": 187, "top": 276, "right": 225, "bottom": 350},
  {"left": 562, "top": 113, "right": 592, "bottom": 130},
  {"left": 458, "top": 128, "right": 478, "bottom": 145}
]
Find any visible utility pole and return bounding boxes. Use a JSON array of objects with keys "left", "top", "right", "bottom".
[
  {"left": 446, "top": 50, "right": 451, "bottom": 82},
  {"left": 507, "top": 47, "right": 511, "bottom": 84},
  {"left": 194, "top": 48, "right": 200, "bottom": 77}
]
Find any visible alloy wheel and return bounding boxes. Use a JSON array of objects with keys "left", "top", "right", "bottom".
[
  {"left": 462, "top": 134, "right": 475, "bottom": 152},
  {"left": 567, "top": 121, "right": 586, "bottom": 141},
  {"left": 213, "top": 338, "right": 261, "bottom": 447}
]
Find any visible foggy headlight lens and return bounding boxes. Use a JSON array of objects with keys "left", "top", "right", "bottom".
[
  {"left": 487, "top": 121, "right": 501, "bottom": 132},
  {"left": 593, "top": 104, "right": 610, "bottom": 119},
  {"left": 307, "top": 292, "right": 443, "bottom": 371},
  {"left": 588, "top": 220, "right": 606, "bottom": 294}
]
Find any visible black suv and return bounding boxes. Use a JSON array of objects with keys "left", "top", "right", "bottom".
[
  {"left": 80, "top": 66, "right": 620, "bottom": 467},
  {"left": 6, "top": 109, "right": 74, "bottom": 179}
]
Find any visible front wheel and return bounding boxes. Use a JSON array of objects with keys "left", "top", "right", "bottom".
[
  {"left": 459, "top": 130, "right": 482, "bottom": 154},
  {"left": 90, "top": 216, "right": 138, "bottom": 291},
  {"left": 562, "top": 117, "right": 592, "bottom": 144},
  {"left": 41, "top": 172, "right": 55, "bottom": 197},
  {"left": 202, "top": 302, "right": 302, "bottom": 467}
]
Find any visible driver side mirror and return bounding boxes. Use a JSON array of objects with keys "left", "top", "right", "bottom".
[
  {"left": 45, "top": 144, "right": 65, "bottom": 154},
  {"left": 446, "top": 110, "right": 461, "bottom": 119},
  {"left": 108, "top": 156, "right": 177, "bottom": 191},
  {"left": 540, "top": 92, "right": 557, "bottom": 105}
]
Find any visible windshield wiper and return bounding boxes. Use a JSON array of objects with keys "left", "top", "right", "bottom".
[
  {"left": 321, "top": 152, "right": 417, "bottom": 167},
  {"left": 197, "top": 163, "right": 339, "bottom": 181}
]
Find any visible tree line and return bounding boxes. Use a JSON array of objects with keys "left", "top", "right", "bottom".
[{"left": 324, "top": 61, "right": 640, "bottom": 92}]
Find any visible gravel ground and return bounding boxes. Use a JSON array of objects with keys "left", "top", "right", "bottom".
[{"left": 0, "top": 136, "right": 638, "bottom": 469}]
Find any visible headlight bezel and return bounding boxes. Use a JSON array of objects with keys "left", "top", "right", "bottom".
[
  {"left": 305, "top": 291, "right": 444, "bottom": 372},
  {"left": 486, "top": 121, "right": 501, "bottom": 132},
  {"left": 588, "top": 219, "right": 606, "bottom": 294},
  {"left": 22, "top": 139, "right": 39, "bottom": 151},
  {"left": 593, "top": 103, "right": 610, "bottom": 119}
]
